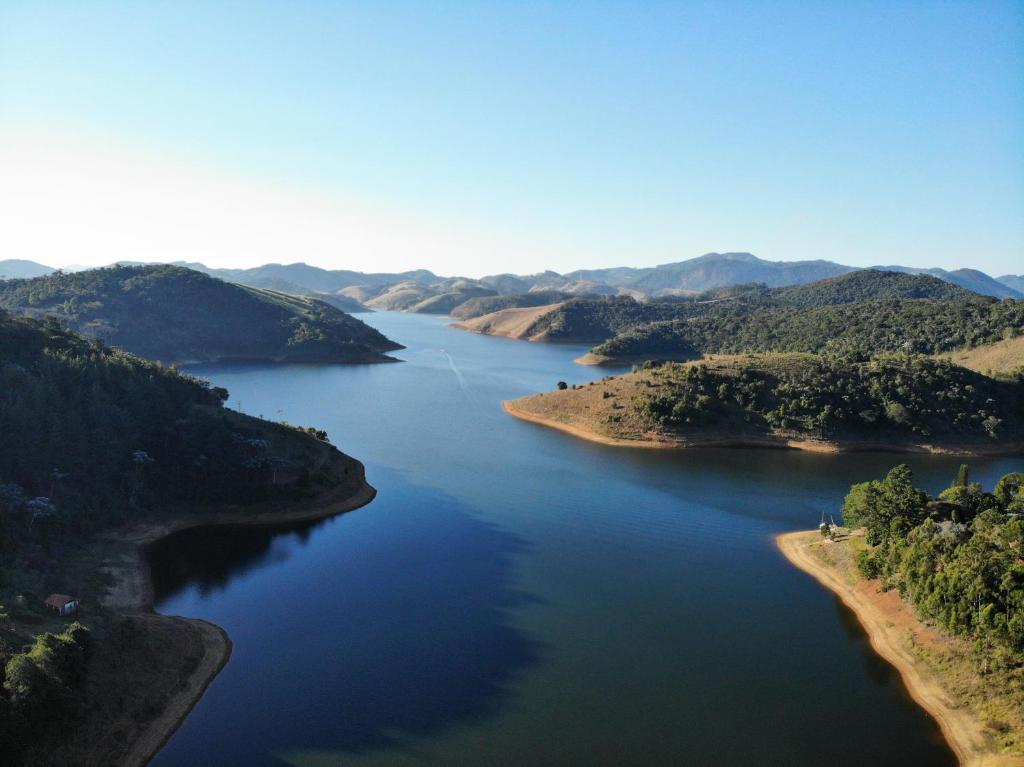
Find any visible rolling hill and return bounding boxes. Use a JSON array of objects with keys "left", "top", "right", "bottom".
[
  {"left": 998, "top": 275, "right": 1024, "bottom": 294},
  {"left": 873, "top": 265, "right": 1022, "bottom": 299},
  {"left": 0, "top": 265, "right": 403, "bottom": 364},
  {"left": 0, "top": 259, "right": 55, "bottom": 280}
]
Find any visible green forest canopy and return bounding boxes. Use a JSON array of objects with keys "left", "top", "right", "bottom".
[
  {"left": 628, "top": 354, "right": 1023, "bottom": 444},
  {"left": 843, "top": 465, "right": 1024, "bottom": 665},
  {"left": 0, "top": 310, "right": 341, "bottom": 591}
]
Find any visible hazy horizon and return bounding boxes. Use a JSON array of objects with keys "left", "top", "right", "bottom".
[
  {"left": 2, "top": 2, "right": 1022, "bottom": 277},
  {"left": 8, "top": 249, "right": 1024, "bottom": 282}
]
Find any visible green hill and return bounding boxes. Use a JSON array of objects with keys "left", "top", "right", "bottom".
[
  {"left": 767, "top": 269, "right": 977, "bottom": 307},
  {"left": 0, "top": 265, "right": 402, "bottom": 364}
]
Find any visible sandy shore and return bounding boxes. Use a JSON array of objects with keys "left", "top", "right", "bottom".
[
  {"left": 573, "top": 351, "right": 695, "bottom": 367},
  {"left": 503, "top": 400, "right": 839, "bottom": 451},
  {"left": 502, "top": 400, "right": 1024, "bottom": 456},
  {"left": 99, "top": 457, "right": 377, "bottom": 766},
  {"left": 777, "top": 531, "right": 1024, "bottom": 767}
]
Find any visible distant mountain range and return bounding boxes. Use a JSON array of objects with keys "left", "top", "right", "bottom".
[
  {"left": 997, "top": 274, "right": 1024, "bottom": 294},
  {"left": 871, "top": 265, "right": 1021, "bottom": 300},
  {"left": 0, "top": 259, "right": 56, "bottom": 280},
  {"left": 2, "top": 252, "right": 1021, "bottom": 305}
]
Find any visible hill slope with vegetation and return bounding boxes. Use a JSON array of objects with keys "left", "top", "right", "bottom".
[
  {"left": 462, "top": 270, "right": 997, "bottom": 349},
  {"left": 0, "top": 265, "right": 402, "bottom": 365},
  {"left": 587, "top": 297, "right": 1024, "bottom": 364},
  {"left": 0, "top": 310, "right": 373, "bottom": 764},
  {"left": 505, "top": 353, "right": 1024, "bottom": 454}
]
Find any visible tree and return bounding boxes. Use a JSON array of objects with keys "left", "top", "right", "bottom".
[
  {"left": 955, "top": 464, "right": 970, "bottom": 488},
  {"left": 841, "top": 481, "right": 878, "bottom": 530},
  {"left": 557, "top": 381, "right": 568, "bottom": 390},
  {"left": 994, "top": 472, "right": 1024, "bottom": 510}
]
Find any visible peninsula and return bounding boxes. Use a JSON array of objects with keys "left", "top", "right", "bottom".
[
  {"left": 0, "top": 311, "right": 377, "bottom": 765},
  {"left": 503, "top": 353, "right": 1024, "bottom": 455},
  {"left": 777, "top": 466, "right": 1024, "bottom": 766}
]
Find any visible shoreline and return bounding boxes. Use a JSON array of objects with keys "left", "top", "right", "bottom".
[
  {"left": 776, "top": 531, "right": 1024, "bottom": 767},
  {"left": 101, "top": 456, "right": 377, "bottom": 766},
  {"left": 501, "top": 400, "right": 1024, "bottom": 457},
  {"left": 118, "top": 617, "right": 233, "bottom": 767},
  {"left": 573, "top": 351, "right": 695, "bottom": 367}
]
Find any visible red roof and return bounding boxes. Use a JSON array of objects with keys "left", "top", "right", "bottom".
[{"left": 45, "top": 594, "right": 74, "bottom": 608}]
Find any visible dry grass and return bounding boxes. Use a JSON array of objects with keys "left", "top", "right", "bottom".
[
  {"left": 941, "top": 336, "right": 1024, "bottom": 378},
  {"left": 451, "top": 303, "right": 564, "bottom": 340}
]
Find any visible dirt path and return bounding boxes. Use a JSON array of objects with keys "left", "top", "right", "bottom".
[{"left": 777, "top": 531, "right": 1024, "bottom": 767}]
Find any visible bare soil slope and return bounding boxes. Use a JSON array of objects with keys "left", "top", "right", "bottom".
[{"left": 451, "top": 303, "right": 564, "bottom": 340}]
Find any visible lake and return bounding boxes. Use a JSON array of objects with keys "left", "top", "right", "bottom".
[{"left": 149, "top": 312, "right": 1017, "bottom": 766}]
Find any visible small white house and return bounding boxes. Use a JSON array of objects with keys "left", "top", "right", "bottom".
[{"left": 44, "top": 594, "right": 79, "bottom": 616}]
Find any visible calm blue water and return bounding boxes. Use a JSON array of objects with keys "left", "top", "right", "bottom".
[{"left": 149, "top": 312, "right": 1019, "bottom": 767}]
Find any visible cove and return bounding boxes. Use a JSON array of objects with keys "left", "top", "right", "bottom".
[{"left": 148, "top": 312, "right": 1018, "bottom": 766}]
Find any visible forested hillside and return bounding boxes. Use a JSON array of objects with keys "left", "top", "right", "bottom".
[
  {"left": 590, "top": 297, "right": 1024, "bottom": 362},
  {"left": 0, "top": 266, "right": 402, "bottom": 364},
  {"left": 0, "top": 310, "right": 349, "bottom": 564},
  {"left": 0, "top": 311, "right": 364, "bottom": 762}
]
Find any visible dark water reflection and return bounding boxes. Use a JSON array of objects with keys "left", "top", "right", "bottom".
[
  {"left": 147, "top": 313, "right": 1019, "bottom": 767},
  {"left": 149, "top": 471, "right": 540, "bottom": 763}
]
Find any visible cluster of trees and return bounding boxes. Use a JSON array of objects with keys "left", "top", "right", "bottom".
[
  {"left": 844, "top": 466, "right": 1024, "bottom": 666},
  {"left": 631, "top": 354, "right": 1023, "bottom": 442},
  {"left": 0, "top": 311, "right": 335, "bottom": 592},
  {"left": 0, "top": 622, "right": 93, "bottom": 760},
  {"left": 0, "top": 265, "right": 401, "bottom": 364}
]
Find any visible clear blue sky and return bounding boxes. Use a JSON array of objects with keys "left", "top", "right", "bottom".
[{"left": 1, "top": 1, "right": 1021, "bottom": 276}]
